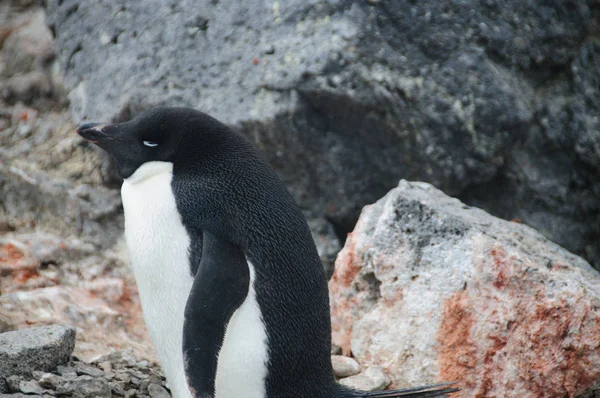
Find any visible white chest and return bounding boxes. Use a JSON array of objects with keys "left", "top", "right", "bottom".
[
  {"left": 121, "top": 162, "right": 194, "bottom": 398},
  {"left": 120, "top": 161, "right": 269, "bottom": 398}
]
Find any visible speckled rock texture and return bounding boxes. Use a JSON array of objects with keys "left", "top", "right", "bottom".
[
  {"left": 0, "top": 325, "right": 75, "bottom": 381},
  {"left": 0, "top": 349, "right": 170, "bottom": 398},
  {"left": 330, "top": 180, "right": 600, "bottom": 397},
  {"left": 46, "top": 0, "right": 600, "bottom": 270}
]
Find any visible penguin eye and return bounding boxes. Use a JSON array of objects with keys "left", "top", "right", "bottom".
[{"left": 143, "top": 140, "right": 159, "bottom": 148}]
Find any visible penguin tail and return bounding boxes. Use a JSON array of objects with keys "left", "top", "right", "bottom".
[{"left": 349, "top": 382, "right": 460, "bottom": 398}]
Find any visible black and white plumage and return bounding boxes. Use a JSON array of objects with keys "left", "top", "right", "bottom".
[{"left": 77, "top": 108, "right": 458, "bottom": 398}]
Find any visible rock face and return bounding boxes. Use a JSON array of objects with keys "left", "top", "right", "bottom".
[
  {"left": 0, "top": 325, "right": 75, "bottom": 380},
  {"left": 47, "top": 0, "right": 600, "bottom": 269},
  {"left": 330, "top": 181, "right": 600, "bottom": 397}
]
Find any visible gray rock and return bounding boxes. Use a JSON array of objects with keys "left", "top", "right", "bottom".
[
  {"left": 124, "top": 390, "right": 137, "bottom": 398},
  {"left": 47, "top": 0, "right": 600, "bottom": 269},
  {"left": 109, "top": 381, "right": 124, "bottom": 396},
  {"left": 56, "top": 376, "right": 111, "bottom": 398},
  {"left": 1, "top": 10, "right": 54, "bottom": 76},
  {"left": 55, "top": 366, "right": 76, "bottom": 380},
  {"left": 0, "top": 378, "right": 6, "bottom": 394},
  {"left": 0, "top": 394, "right": 40, "bottom": 398},
  {"left": 37, "top": 373, "right": 66, "bottom": 390},
  {"left": 91, "top": 350, "right": 138, "bottom": 367},
  {"left": 135, "top": 361, "right": 150, "bottom": 370},
  {"left": 5, "top": 376, "right": 21, "bottom": 393},
  {"left": 2, "top": 72, "right": 53, "bottom": 106},
  {"left": 338, "top": 366, "right": 390, "bottom": 392},
  {"left": 147, "top": 384, "right": 170, "bottom": 398},
  {"left": 331, "top": 355, "right": 361, "bottom": 378},
  {"left": 18, "top": 380, "right": 43, "bottom": 395},
  {"left": 0, "top": 165, "right": 123, "bottom": 250},
  {"left": 0, "top": 325, "right": 75, "bottom": 380},
  {"left": 73, "top": 363, "right": 104, "bottom": 378},
  {"left": 97, "top": 361, "right": 112, "bottom": 373}
]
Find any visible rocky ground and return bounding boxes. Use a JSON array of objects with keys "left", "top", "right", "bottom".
[{"left": 0, "top": 325, "right": 384, "bottom": 397}]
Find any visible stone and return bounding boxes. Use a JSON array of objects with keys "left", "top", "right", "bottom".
[
  {"left": 331, "top": 355, "right": 361, "bottom": 378},
  {"left": 56, "top": 376, "right": 111, "bottom": 398},
  {"left": 147, "top": 384, "right": 170, "bottom": 398},
  {"left": 98, "top": 361, "right": 112, "bottom": 373},
  {"left": 91, "top": 350, "right": 138, "bottom": 367},
  {"left": 109, "top": 381, "right": 124, "bottom": 396},
  {"left": 135, "top": 361, "right": 150, "bottom": 370},
  {"left": 37, "top": 373, "right": 66, "bottom": 390},
  {"left": 330, "top": 180, "right": 600, "bottom": 397},
  {"left": 73, "top": 363, "right": 104, "bottom": 378},
  {"left": 0, "top": 325, "right": 75, "bottom": 379},
  {"left": 124, "top": 389, "right": 137, "bottom": 398},
  {"left": 2, "top": 72, "right": 53, "bottom": 106},
  {"left": 338, "top": 366, "right": 390, "bottom": 392},
  {"left": 55, "top": 366, "right": 76, "bottom": 380},
  {"left": 5, "top": 376, "right": 22, "bottom": 393},
  {"left": 18, "top": 380, "right": 43, "bottom": 395},
  {"left": 1, "top": 10, "right": 54, "bottom": 76},
  {"left": 47, "top": 0, "right": 600, "bottom": 269}
]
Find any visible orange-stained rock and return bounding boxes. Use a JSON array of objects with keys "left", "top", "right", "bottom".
[
  {"left": 0, "top": 233, "right": 154, "bottom": 362},
  {"left": 329, "top": 181, "right": 600, "bottom": 397}
]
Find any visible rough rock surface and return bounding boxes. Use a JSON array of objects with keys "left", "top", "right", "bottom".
[
  {"left": 0, "top": 232, "right": 154, "bottom": 360},
  {"left": 0, "top": 325, "right": 75, "bottom": 380},
  {"left": 47, "top": 0, "right": 600, "bottom": 269},
  {"left": 0, "top": 349, "right": 169, "bottom": 398},
  {"left": 330, "top": 180, "right": 600, "bottom": 397}
]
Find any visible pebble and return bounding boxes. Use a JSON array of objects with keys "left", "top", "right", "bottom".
[
  {"left": 1, "top": 355, "right": 170, "bottom": 398},
  {"left": 148, "top": 383, "right": 170, "bottom": 398},
  {"left": 124, "top": 389, "right": 137, "bottom": 398},
  {"left": 55, "top": 365, "right": 77, "bottom": 379},
  {"left": 56, "top": 376, "right": 112, "bottom": 398},
  {"left": 18, "top": 380, "right": 43, "bottom": 395},
  {"left": 136, "top": 361, "right": 150, "bottom": 369},
  {"left": 338, "top": 366, "right": 391, "bottom": 392},
  {"left": 74, "top": 362, "right": 105, "bottom": 378},
  {"left": 5, "top": 376, "right": 22, "bottom": 393},
  {"left": 37, "top": 373, "right": 66, "bottom": 389},
  {"left": 331, "top": 355, "right": 361, "bottom": 378},
  {"left": 98, "top": 361, "right": 112, "bottom": 372}
]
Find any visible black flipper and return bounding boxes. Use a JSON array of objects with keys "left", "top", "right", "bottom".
[
  {"left": 354, "top": 382, "right": 459, "bottom": 397},
  {"left": 182, "top": 232, "right": 250, "bottom": 398}
]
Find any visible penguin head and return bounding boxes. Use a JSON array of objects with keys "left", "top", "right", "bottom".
[{"left": 77, "top": 107, "right": 223, "bottom": 179}]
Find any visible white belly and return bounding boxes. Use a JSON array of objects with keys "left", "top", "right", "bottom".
[
  {"left": 215, "top": 262, "right": 268, "bottom": 398},
  {"left": 120, "top": 161, "right": 269, "bottom": 398},
  {"left": 121, "top": 162, "right": 194, "bottom": 398}
]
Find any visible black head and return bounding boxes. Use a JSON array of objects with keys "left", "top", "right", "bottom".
[{"left": 76, "top": 107, "right": 225, "bottom": 179}]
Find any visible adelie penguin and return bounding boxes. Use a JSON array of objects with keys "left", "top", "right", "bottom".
[{"left": 77, "top": 107, "right": 458, "bottom": 398}]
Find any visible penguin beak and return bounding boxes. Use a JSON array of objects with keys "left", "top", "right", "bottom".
[{"left": 76, "top": 123, "right": 112, "bottom": 144}]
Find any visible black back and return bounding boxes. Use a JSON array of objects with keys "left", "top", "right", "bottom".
[{"left": 166, "top": 109, "right": 337, "bottom": 397}]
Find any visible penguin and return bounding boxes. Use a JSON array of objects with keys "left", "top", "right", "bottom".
[{"left": 77, "top": 107, "right": 458, "bottom": 398}]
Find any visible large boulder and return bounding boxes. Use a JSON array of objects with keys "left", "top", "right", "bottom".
[
  {"left": 330, "top": 180, "right": 600, "bottom": 397},
  {"left": 47, "top": 0, "right": 600, "bottom": 269}
]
